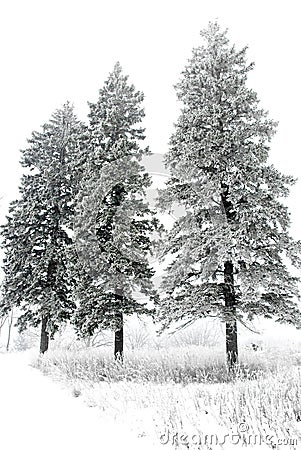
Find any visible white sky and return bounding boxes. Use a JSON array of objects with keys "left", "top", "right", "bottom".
[{"left": 0, "top": 0, "right": 300, "bottom": 238}]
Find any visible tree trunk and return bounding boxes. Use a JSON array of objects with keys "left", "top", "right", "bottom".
[
  {"left": 224, "top": 261, "right": 238, "bottom": 370},
  {"left": 6, "top": 309, "right": 14, "bottom": 352},
  {"left": 114, "top": 311, "right": 123, "bottom": 360},
  {"left": 114, "top": 286, "right": 124, "bottom": 360},
  {"left": 40, "top": 315, "right": 49, "bottom": 354}
]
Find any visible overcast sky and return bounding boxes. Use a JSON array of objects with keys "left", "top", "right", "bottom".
[{"left": 0, "top": 0, "right": 300, "bottom": 237}]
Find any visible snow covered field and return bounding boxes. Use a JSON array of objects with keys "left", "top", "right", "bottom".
[
  {"left": 0, "top": 351, "right": 158, "bottom": 450},
  {"left": 31, "top": 344, "right": 301, "bottom": 450},
  {"left": 1, "top": 318, "right": 301, "bottom": 449},
  {"left": 1, "top": 337, "right": 301, "bottom": 450}
]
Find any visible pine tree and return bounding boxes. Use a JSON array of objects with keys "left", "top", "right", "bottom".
[
  {"left": 73, "top": 63, "right": 158, "bottom": 358},
  {"left": 0, "top": 103, "right": 85, "bottom": 353},
  {"left": 158, "top": 22, "right": 301, "bottom": 369}
]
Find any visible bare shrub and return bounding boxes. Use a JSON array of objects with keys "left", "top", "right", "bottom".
[
  {"left": 170, "top": 320, "right": 223, "bottom": 348},
  {"left": 13, "top": 328, "right": 39, "bottom": 351},
  {"left": 125, "top": 324, "right": 150, "bottom": 351}
]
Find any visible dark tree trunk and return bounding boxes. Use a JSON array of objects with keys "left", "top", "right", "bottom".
[
  {"left": 114, "top": 286, "right": 124, "bottom": 360},
  {"left": 221, "top": 185, "right": 238, "bottom": 370},
  {"left": 114, "top": 311, "right": 123, "bottom": 360},
  {"left": 224, "top": 261, "right": 238, "bottom": 370},
  {"left": 6, "top": 309, "right": 14, "bottom": 352},
  {"left": 40, "top": 315, "right": 49, "bottom": 354}
]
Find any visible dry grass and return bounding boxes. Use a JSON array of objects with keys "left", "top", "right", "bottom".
[{"left": 34, "top": 345, "right": 292, "bottom": 384}]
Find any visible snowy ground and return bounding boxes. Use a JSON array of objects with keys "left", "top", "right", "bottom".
[
  {"left": 1, "top": 350, "right": 299, "bottom": 450},
  {"left": 0, "top": 351, "right": 158, "bottom": 450}
]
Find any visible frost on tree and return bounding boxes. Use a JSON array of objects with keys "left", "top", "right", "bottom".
[
  {"left": 0, "top": 103, "right": 85, "bottom": 353},
  {"left": 157, "top": 22, "right": 301, "bottom": 368},
  {"left": 73, "top": 63, "right": 158, "bottom": 358}
]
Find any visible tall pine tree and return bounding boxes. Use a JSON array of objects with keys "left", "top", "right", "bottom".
[
  {"left": 73, "top": 63, "right": 158, "bottom": 358},
  {"left": 0, "top": 103, "right": 85, "bottom": 353},
  {"left": 158, "top": 22, "right": 301, "bottom": 368}
]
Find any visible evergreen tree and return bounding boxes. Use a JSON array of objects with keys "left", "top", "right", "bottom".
[
  {"left": 73, "top": 63, "right": 158, "bottom": 358},
  {"left": 158, "top": 22, "right": 301, "bottom": 368},
  {"left": 0, "top": 103, "right": 85, "bottom": 353}
]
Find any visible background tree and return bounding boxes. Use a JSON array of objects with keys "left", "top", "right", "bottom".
[
  {"left": 73, "top": 62, "right": 158, "bottom": 359},
  {"left": 0, "top": 103, "right": 84, "bottom": 353},
  {"left": 157, "top": 22, "right": 301, "bottom": 369}
]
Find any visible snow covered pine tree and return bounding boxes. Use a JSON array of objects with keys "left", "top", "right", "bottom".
[
  {"left": 158, "top": 22, "right": 301, "bottom": 369},
  {"left": 73, "top": 63, "right": 158, "bottom": 359},
  {"left": 0, "top": 104, "right": 85, "bottom": 353}
]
